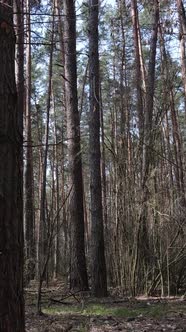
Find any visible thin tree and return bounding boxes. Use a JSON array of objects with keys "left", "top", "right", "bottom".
[
  {"left": 24, "top": 0, "right": 35, "bottom": 280},
  {"left": 89, "top": 0, "right": 107, "bottom": 297},
  {"left": 63, "top": 0, "right": 89, "bottom": 291},
  {"left": 136, "top": 0, "right": 159, "bottom": 293},
  {"left": 37, "top": 6, "right": 55, "bottom": 314},
  {"left": 176, "top": 0, "right": 186, "bottom": 115},
  {"left": 131, "top": 0, "right": 144, "bottom": 143},
  {"left": 0, "top": 1, "right": 25, "bottom": 330}
]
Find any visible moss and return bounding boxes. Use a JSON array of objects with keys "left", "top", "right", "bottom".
[{"left": 43, "top": 301, "right": 186, "bottom": 319}]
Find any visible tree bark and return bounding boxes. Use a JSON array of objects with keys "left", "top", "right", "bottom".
[
  {"left": 0, "top": 1, "right": 25, "bottom": 330},
  {"left": 143, "top": 0, "right": 159, "bottom": 182},
  {"left": 63, "top": 0, "right": 89, "bottom": 291},
  {"left": 89, "top": 0, "right": 107, "bottom": 297},
  {"left": 24, "top": 0, "right": 35, "bottom": 278}
]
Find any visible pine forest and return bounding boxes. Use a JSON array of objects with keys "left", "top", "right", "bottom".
[{"left": 0, "top": 0, "right": 186, "bottom": 331}]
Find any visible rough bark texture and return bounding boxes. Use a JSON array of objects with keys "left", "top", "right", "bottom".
[
  {"left": 0, "top": 2, "right": 25, "bottom": 331},
  {"left": 63, "top": 0, "right": 89, "bottom": 291},
  {"left": 89, "top": 0, "right": 107, "bottom": 297}
]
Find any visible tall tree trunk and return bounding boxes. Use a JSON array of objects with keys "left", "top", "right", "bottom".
[
  {"left": 63, "top": 0, "right": 89, "bottom": 291},
  {"left": 137, "top": 0, "right": 159, "bottom": 291},
  {"left": 55, "top": 0, "right": 68, "bottom": 278},
  {"left": 24, "top": 0, "right": 35, "bottom": 279},
  {"left": 89, "top": 0, "right": 107, "bottom": 297},
  {"left": 100, "top": 85, "right": 107, "bottom": 230},
  {"left": 37, "top": 7, "right": 55, "bottom": 314},
  {"left": 52, "top": 93, "right": 60, "bottom": 279},
  {"left": 143, "top": 0, "right": 159, "bottom": 183},
  {"left": 14, "top": 0, "right": 24, "bottom": 130},
  {"left": 0, "top": 1, "right": 25, "bottom": 330}
]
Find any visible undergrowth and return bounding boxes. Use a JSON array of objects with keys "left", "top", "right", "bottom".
[{"left": 43, "top": 302, "right": 186, "bottom": 318}]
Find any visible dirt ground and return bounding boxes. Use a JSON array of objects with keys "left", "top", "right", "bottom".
[
  {"left": 26, "top": 310, "right": 186, "bottom": 332},
  {"left": 25, "top": 285, "right": 186, "bottom": 331}
]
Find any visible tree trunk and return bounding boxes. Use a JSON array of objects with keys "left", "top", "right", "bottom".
[
  {"left": 138, "top": 0, "right": 159, "bottom": 290},
  {"left": 24, "top": 0, "right": 35, "bottom": 280},
  {"left": 131, "top": 0, "right": 144, "bottom": 142},
  {"left": 89, "top": 0, "right": 107, "bottom": 297},
  {"left": 0, "top": 2, "right": 25, "bottom": 330},
  {"left": 37, "top": 7, "right": 55, "bottom": 314},
  {"left": 176, "top": 0, "right": 186, "bottom": 116},
  {"left": 143, "top": 0, "right": 159, "bottom": 182},
  {"left": 63, "top": 0, "right": 89, "bottom": 291}
]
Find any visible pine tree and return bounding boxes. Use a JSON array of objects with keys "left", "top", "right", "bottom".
[
  {"left": 89, "top": 0, "right": 107, "bottom": 297},
  {"left": 0, "top": 1, "right": 25, "bottom": 330},
  {"left": 64, "top": 0, "right": 89, "bottom": 291}
]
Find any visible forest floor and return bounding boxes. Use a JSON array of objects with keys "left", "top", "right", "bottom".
[{"left": 25, "top": 282, "right": 186, "bottom": 332}]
